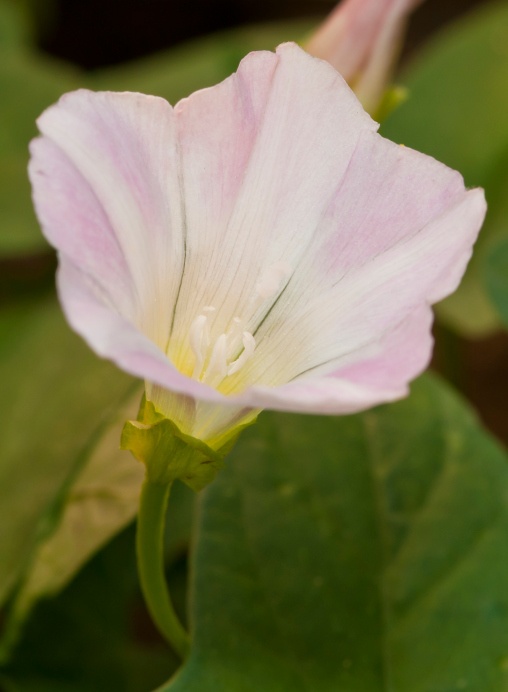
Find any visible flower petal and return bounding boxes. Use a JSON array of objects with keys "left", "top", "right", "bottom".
[
  {"left": 330, "top": 305, "right": 434, "bottom": 394},
  {"left": 169, "top": 42, "right": 377, "bottom": 360},
  {"left": 30, "top": 90, "right": 184, "bottom": 352},
  {"left": 232, "top": 134, "right": 486, "bottom": 393},
  {"left": 29, "top": 136, "right": 134, "bottom": 320},
  {"left": 234, "top": 305, "right": 433, "bottom": 415}
]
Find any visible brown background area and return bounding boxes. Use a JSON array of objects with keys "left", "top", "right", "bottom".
[{"left": 39, "top": 0, "right": 485, "bottom": 70}]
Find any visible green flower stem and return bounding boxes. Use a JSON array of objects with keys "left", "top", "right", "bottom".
[{"left": 136, "top": 477, "right": 190, "bottom": 659}]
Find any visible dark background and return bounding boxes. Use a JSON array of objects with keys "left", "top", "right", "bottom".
[{"left": 38, "top": 0, "right": 484, "bottom": 70}]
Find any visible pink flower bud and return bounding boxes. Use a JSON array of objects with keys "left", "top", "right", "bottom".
[{"left": 306, "top": 0, "right": 423, "bottom": 114}]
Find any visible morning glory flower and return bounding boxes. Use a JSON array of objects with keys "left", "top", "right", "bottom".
[
  {"left": 29, "top": 43, "right": 486, "bottom": 448},
  {"left": 306, "top": 0, "right": 423, "bottom": 114}
]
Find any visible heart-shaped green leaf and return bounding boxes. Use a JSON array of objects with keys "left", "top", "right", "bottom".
[{"left": 165, "top": 374, "right": 508, "bottom": 691}]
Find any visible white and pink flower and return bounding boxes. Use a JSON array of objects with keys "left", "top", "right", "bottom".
[{"left": 29, "top": 43, "right": 485, "bottom": 446}]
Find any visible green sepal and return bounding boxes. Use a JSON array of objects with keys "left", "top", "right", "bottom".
[{"left": 121, "top": 399, "right": 226, "bottom": 491}]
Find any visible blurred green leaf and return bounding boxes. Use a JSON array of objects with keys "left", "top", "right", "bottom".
[
  {"left": 0, "top": 297, "right": 135, "bottom": 609},
  {"left": 166, "top": 374, "right": 508, "bottom": 691},
  {"left": 90, "top": 19, "right": 313, "bottom": 104},
  {"left": 484, "top": 236, "right": 508, "bottom": 327},
  {"left": 1, "top": 392, "right": 144, "bottom": 651},
  {"left": 1, "top": 524, "right": 181, "bottom": 692},
  {"left": 3, "top": 452, "right": 196, "bottom": 655},
  {"left": 0, "top": 53, "right": 79, "bottom": 158},
  {"left": 0, "top": 154, "right": 47, "bottom": 256},
  {"left": 382, "top": 0, "right": 508, "bottom": 337},
  {"left": 0, "top": 0, "right": 79, "bottom": 257},
  {"left": 0, "top": 0, "right": 30, "bottom": 51},
  {"left": 0, "top": 52, "right": 80, "bottom": 257}
]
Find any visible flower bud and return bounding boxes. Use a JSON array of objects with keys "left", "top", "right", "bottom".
[{"left": 306, "top": 0, "right": 422, "bottom": 116}]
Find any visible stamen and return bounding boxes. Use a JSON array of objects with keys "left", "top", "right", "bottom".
[
  {"left": 228, "top": 332, "right": 256, "bottom": 376},
  {"left": 187, "top": 309, "right": 257, "bottom": 387}
]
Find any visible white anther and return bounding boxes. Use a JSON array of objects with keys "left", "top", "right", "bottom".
[
  {"left": 255, "top": 261, "right": 292, "bottom": 300},
  {"left": 227, "top": 332, "right": 256, "bottom": 376}
]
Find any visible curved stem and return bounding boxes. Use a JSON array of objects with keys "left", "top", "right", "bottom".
[{"left": 136, "top": 478, "right": 190, "bottom": 659}]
